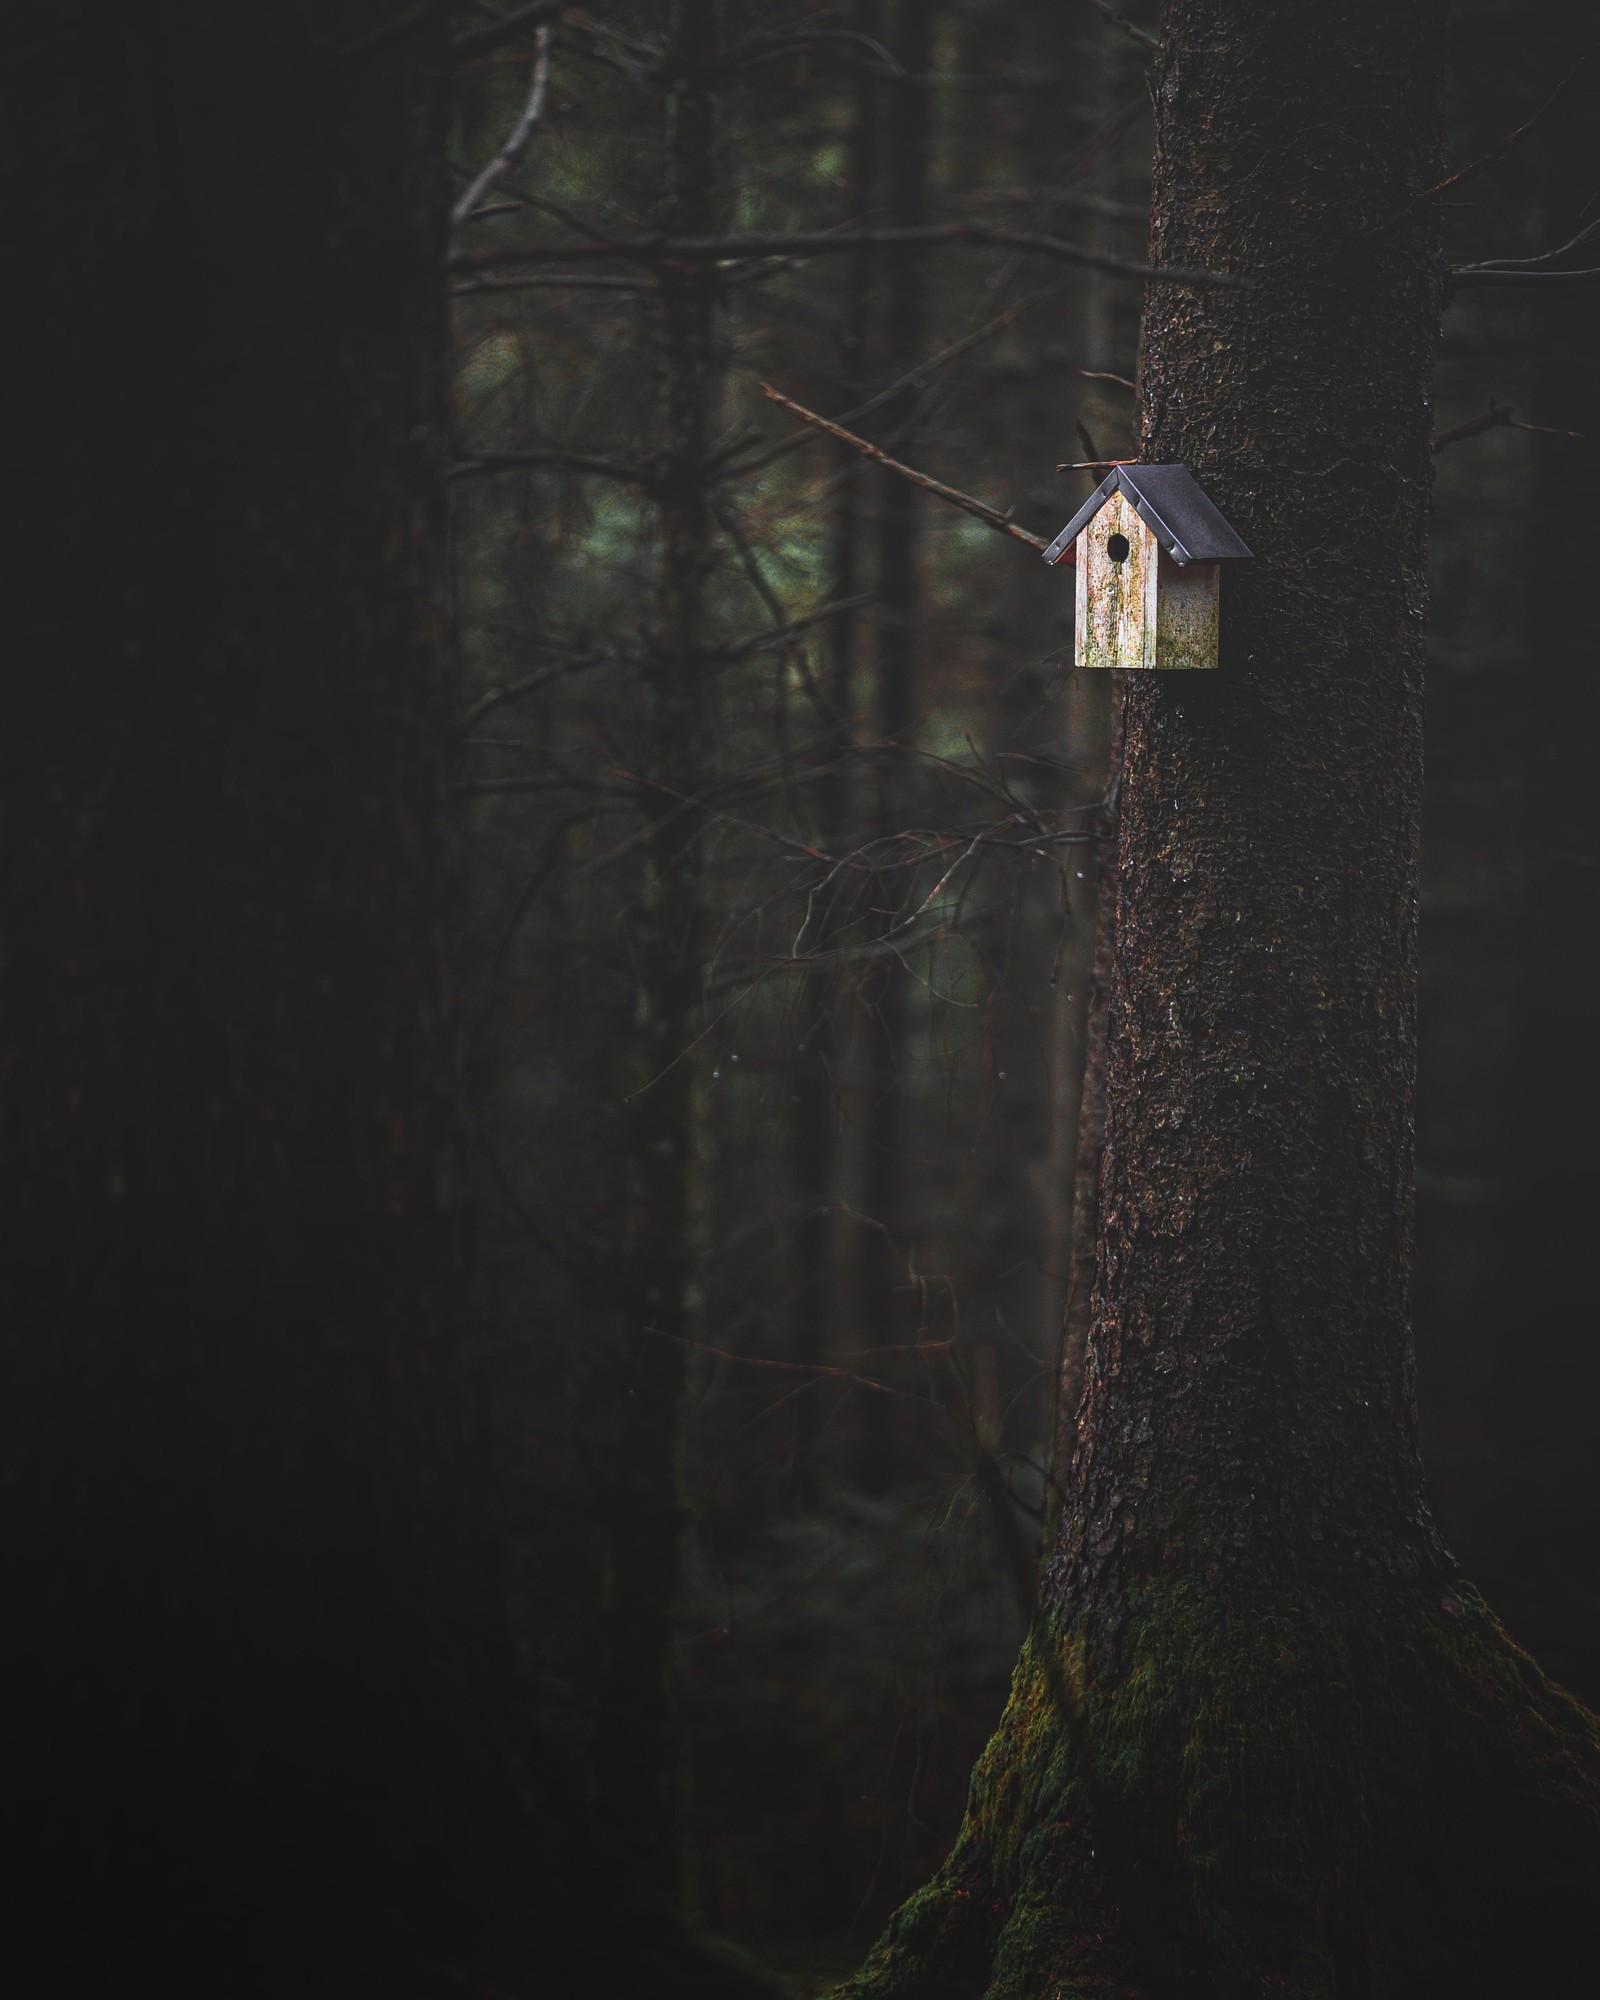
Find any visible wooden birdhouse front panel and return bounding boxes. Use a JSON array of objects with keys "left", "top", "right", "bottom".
[
  {"left": 1075, "top": 488, "right": 1157, "bottom": 671},
  {"left": 1048, "top": 463, "right": 1250, "bottom": 670}
]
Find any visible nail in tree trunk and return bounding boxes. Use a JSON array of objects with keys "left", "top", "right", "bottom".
[{"left": 839, "top": 6, "right": 1600, "bottom": 1992}]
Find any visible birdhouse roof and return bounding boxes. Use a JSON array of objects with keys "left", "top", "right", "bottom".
[{"left": 1042, "top": 464, "right": 1254, "bottom": 568}]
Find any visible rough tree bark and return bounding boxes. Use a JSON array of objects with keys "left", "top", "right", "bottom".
[{"left": 838, "top": 6, "right": 1600, "bottom": 1994}]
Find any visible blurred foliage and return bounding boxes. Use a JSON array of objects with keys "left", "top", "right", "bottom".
[{"left": 443, "top": 0, "right": 1600, "bottom": 1974}]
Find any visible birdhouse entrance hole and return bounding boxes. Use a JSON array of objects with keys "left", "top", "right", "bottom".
[{"left": 1042, "top": 464, "right": 1254, "bottom": 672}]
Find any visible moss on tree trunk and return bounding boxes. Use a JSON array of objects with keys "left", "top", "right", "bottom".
[{"left": 838, "top": 4, "right": 1600, "bottom": 1992}]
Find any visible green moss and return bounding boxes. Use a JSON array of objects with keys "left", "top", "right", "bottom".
[{"left": 834, "top": 1565, "right": 1600, "bottom": 1999}]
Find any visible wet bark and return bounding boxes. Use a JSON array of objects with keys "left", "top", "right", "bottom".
[
  {"left": 838, "top": 6, "right": 1600, "bottom": 1993},
  {"left": 1048, "top": 688, "right": 1123, "bottom": 1530}
]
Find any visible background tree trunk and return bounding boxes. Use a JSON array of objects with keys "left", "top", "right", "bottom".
[
  {"left": 852, "top": 0, "right": 938, "bottom": 1492},
  {"left": 838, "top": 5, "right": 1600, "bottom": 1992},
  {"left": 0, "top": 5, "right": 543, "bottom": 1984},
  {"left": 596, "top": 0, "right": 724, "bottom": 1903}
]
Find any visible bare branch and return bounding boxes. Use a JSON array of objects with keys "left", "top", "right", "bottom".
[
  {"left": 1455, "top": 215, "right": 1600, "bottom": 274},
  {"left": 451, "top": 27, "right": 553, "bottom": 229},
  {"left": 1365, "top": 43, "right": 1598, "bottom": 241},
  {"left": 446, "top": 448, "right": 649, "bottom": 484},
  {"left": 724, "top": 282, "right": 1068, "bottom": 481},
  {"left": 453, "top": 272, "right": 653, "bottom": 295},
  {"left": 460, "top": 652, "right": 611, "bottom": 729},
  {"left": 716, "top": 594, "right": 877, "bottom": 664},
  {"left": 1085, "top": 0, "right": 1158, "bottom": 54},
  {"left": 450, "top": 2, "right": 566, "bottom": 62},
  {"left": 758, "top": 384, "right": 1050, "bottom": 552},
  {"left": 1451, "top": 262, "right": 1600, "bottom": 289},
  {"left": 1431, "top": 401, "right": 1585, "bottom": 452},
  {"left": 450, "top": 222, "right": 1245, "bottom": 289},
  {"left": 730, "top": 27, "right": 906, "bottom": 78}
]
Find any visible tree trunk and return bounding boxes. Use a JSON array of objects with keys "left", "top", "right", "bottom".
[
  {"left": 596, "top": 0, "right": 723, "bottom": 1903},
  {"left": 1048, "top": 687, "right": 1123, "bottom": 1533},
  {"left": 855, "top": 0, "right": 937, "bottom": 1489},
  {"left": 838, "top": 6, "right": 1600, "bottom": 1993},
  {"left": 788, "top": 0, "right": 883, "bottom": 1499},
  {"left": 0, "top": 5, "right": 546, "bottom": 1985}
]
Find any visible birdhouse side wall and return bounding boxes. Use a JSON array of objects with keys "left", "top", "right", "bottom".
[
  {"left": 1075, "top": 490, "right": 1157, "bottom": 670},
  {"left": 1154, "top": 552, "right": 1221, "bottom": 671}
]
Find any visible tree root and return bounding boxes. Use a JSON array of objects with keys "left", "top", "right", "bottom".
[{"left": 836, "top": 1572, "right": 1600, "bottom": 1998}]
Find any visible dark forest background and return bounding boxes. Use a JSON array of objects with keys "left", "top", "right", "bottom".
[
  {"left": 445, "top": 1, "right": 1600, "bottom": 1985},
  {"left": 5, "top": 3, "right": 1596, "bottom": 1992}
]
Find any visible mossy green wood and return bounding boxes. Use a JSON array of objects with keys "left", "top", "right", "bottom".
[
  {"left": 1153, "top": 549, "right": 1221, "bottom": 671},
  {"left": 836, "top": 1, "right": 1600, "bottom": 1993}
]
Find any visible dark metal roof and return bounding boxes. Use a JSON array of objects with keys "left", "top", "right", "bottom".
[{"left": 1042, "top": 464, "right": 1254, "bottom": 567}]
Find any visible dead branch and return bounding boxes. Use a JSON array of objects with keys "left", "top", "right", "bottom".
[
  {"left": 1365, "top": 43, "right": 1598, "bottom": 241},
  {"left": 446, "top": 448, "right": 650, "bottom": 484},
  {"left": 450, "top": 2, "right": 567, "bottom": 62},
  {"left": 758, "top": 384, "right": 1050, "bottom": 552},
  {"left": 716, "top": 594, "right": 878, "bottom": 663},
  {"left": 1431, "top": 401, "right": 1585, "bottom": 452},
  {"left": 730, "top": 27, "right": 905, "bottom": 78},
  {"left": 453, "top": 272, "right": 652, "bottom": 295},
  {"left": 1456, "top": 215, "right": 1600, "bottom": 274},
  {"left": 451, "top": 27, "right": 554, "bottom": 228},
  {"left": 1086, "top": 0, "right": 1158, "bottom": 54},
  {"left": 460, "top": 651, "right": 612, "bottom": 729},
  {"left": 1451, "top": 262, "right": 1600, "bottom": 289},
  {"left": 450, "top": 222, "right": 1244, "bottom": 289},
  {"left": 724, "top": 282, "right": 1068, "bottom": 482}
]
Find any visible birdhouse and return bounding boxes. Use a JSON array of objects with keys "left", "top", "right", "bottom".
[{"left": 1043, "top": 464, "right": 1253, "bottom": 672}]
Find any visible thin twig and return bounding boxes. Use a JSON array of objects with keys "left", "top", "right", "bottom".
[
  {"left": 1365, "top": 43, "right": 1598, "bottom": 240},
  {"left": 446, "top": 447, "right": 649, "bottom": 484},
  {"left": 451, "top": 27, "right": 554, "bottom": 228},
  {"left": 759, "top": 384, "right": 1050, "bottom": 551},
  {"left": 724, "top": 282, "right": 1067, "bottom": 482},
  {"left": 460, "top": 651, "right": 610, "bottom": 728},
  {"left": 1455, "top": 215, "right": 1600, "bottom": 273},
  {"left": 1086, "top": 0, "right": 1158, "bottom": 54},
  {"left": 1451, "top": 262, "right": 1600, "bottom": 289},
  {"left": 450, "top": 1, "right": 565, "bottom": 62},
  {"left": 717, "top": 594, "right": 877, "bottom": 663},
  {"left": 451, "top": 222, "right": 1243, "bottom": 288},
  {"left": 1431, "top": 401, "right": 1585, "bottom": 452},
  {"left": 453, "top": 272, "right": 651, "bottom": 295},
  {"left": 730, "top": 27, "right": 905, "bottom": 78}
]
